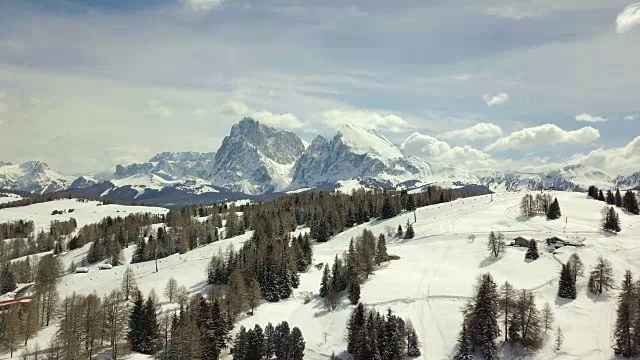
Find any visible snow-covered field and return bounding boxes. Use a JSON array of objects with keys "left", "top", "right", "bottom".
[
  {"left": 0, "top": 198, "right": 168, "bottom": 233},
  {"left": 3, "top": 191, "right": 640, "bottom": 359},
  {"left": 0, "top": 193, "right": 22, "bottom": 204}
]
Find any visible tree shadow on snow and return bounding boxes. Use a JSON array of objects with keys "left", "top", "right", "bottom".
[
  {"left": 554, "top": 296, "right": 575, "bottom": 307},
  {"left": 188, "top": 280, "right": 209, "bottom": 296},
  {"left": 479, "top": 256, "right": 501, "bottom": 268},
  {"left": 586, "top": 291, "right": 611, "bottom": 303}
]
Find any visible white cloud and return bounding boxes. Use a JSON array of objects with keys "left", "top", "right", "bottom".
[
  {"left": 401, "top": 132, "right": 494, "bottom": 164},
  {"left": 147, "top": 100, "right": 172, "bottom": 117},
  {"left": 624, "top": 115, "right": 636, "bottom": 120},
  {"left": 440, "top": 122, "right": 503, "bottom": 141},
  {"left": 616, "top": 3, "right": 640, "bottom": 34},
  {"left": 321, "top": 109, "right": 410, "bottom": 133},
  {"left": 250, "top": 111, "right": 304, "bottom": 129},
  {"left": 485, "top": 124, "right": 600, "bottom": 151},
  {"left": 482, "top": 92, "right": 509, "bottom": 107},
  {"left": 220, "top": 101, "right": 252, "bottom": 117},
  {"left": 575, "top": 113, "right": 607, "bottom": 122},
  {"left": 574, "top": 136, "right": 640, "bottom": 175},
  {"left": 218, "top": 100, "right": 303, "bottom": 129},
  {"left": 180, "top": 0, "right": 224, "bottom": 12}
]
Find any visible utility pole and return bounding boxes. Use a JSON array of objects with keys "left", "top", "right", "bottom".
[{"left": 413, "top": 210, "right": 417, "bottom": 223}]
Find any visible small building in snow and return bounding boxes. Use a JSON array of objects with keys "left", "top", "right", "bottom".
[
  {"left": 511, "top": 236, "right": 530, "bottom": 247},
  {"left": 98, "top": 264, "right": 113, "bottom": 270},
  {"left": 75, "top": 267, "right": 90, "bottom": 273}
]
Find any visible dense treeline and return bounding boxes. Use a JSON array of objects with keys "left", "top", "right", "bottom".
[
  {"left": 0, "top": 220, "right": 35, "bottom": 240},
  {"left": 346, "top": 304, "right": 421, "bottom": 360},
  {"left": 588, "top": 186, "right": 639, "bottom": 215},
  {"left": 232, "top": 321, "right": 305, "bottom": 360},
  {"left": 454, "top": 273, "right": 555, "bottom": 359}
]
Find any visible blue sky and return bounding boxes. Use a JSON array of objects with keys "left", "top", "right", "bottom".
[{"left": 0, "top": 0, "right": 639, "bottom": 175}]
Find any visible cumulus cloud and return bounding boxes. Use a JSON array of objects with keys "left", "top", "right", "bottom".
[
  {"left": 624, "top": 115, "right": 636, "bottom": 120},
  {"left": 575, "top": 113, "right": 607, "bottom": 122},
  {"left": 616, "top": 3, "right": 640, "bottom": 34},
  {"left": 575, "top": 136, "right": 640, "bottom": 175},
  {"left": 401, "top": 132, "right": 494, "bottom": 164},
  {"left": 440, "top": 122, "right": 503, "bottom": 141},
  {"left": 180, "top": 0, "right": 224, "bottom": 12},
  {"left": 321, "top": 109, "right": 410, "bottom": 133},
  {"left": 482, "top": 93, "right": 509, "bottom": 107},
  {"left": 218, "top": 100, "right": 303, "bottom": 129},
  {"left": 485, "top": 124, "right": 600, "bottom": 151},
  {"left": 147, "top": 100, "right": 172, "bottom": 117}
]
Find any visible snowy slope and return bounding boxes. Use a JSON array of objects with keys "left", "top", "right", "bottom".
[
  {"left": 0, "top": 198, "right": 168, "bottom": 233},
  {"left": 5, "top": 191, "right": 640, "bottom": 359},
  {"left": 0, "top": 161, "right": 73, "bottom": 194},
  {"left": 0, "top": 192, "right": 22, "bottom": 204}
]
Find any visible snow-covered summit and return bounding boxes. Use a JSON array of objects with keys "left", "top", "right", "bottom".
[
  {"left": 288, "top": 124, "right": 433, "bottom": 190},
  {"left": 210, "top": 117, "right": 305, "bottom": 194},
  {"left": 0, "top": 160, "right": 73, "bottom": 194}
]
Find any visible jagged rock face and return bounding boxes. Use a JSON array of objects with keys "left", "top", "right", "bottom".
[
  {"left": 289, "top": 125, "right": 433, "bottom": 190},
  {"left": 210, "top": 118, "right": 305, "bottom": 194},
  {"left": 0, "top": 161, "right": 71, "bottom": 194},
  {"left": 615, "top": 172, "right": 640, "bottom": 188},
  {"left": 114, "top": 151, "right": 217, "bottom": 180},
  {"left": 69, "top": 176, "right": 98, "bottom": 189}
]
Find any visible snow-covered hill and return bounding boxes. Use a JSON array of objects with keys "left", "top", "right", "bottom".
[
  {"left": 0, "top": 161, "right": 73, "bottom": 194},
  {"left": 6, "top": 191, "right": 640, "bottom": 359}
]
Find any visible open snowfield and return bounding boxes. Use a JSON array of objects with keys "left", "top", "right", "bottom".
[
  {"left": 0, "top": 193, "right": 22, "bottom": 204},
  {"left": 0, "top": 198, "right": 168, "bottom": 233},
  {"left": 3, "top": 191, "right": 640, "bottom": 359}
]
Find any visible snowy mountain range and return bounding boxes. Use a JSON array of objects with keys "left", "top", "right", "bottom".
[{"left": 2, "top": 118, "right": 639, "bottom": 205}]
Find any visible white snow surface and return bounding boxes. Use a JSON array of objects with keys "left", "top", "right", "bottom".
[
  {"left": 337, "top": 124, "right": 405, "bottom": 159},
  {"left": 0, "top": 193, "right": 22, "bottom": 204},
  {"left": 0, "top": 198, "right": 168, "bottom": 233},
  {"left": 5, "top": 191, "right": 640, "bottom": 359}
]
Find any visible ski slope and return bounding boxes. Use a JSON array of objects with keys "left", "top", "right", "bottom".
[{"left": 4, "top": 191, "right": 640, "bottom": 359}]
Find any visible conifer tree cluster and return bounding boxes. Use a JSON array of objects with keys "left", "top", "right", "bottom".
[
  {"left": 0, "top": 219, "right": 35, "bottom": 240},
  {"left": 589, "top": 186, "right": 639, "bottom": 215},
  {"left": 557, "top": 263, "right": 577, "bottom": 299},
  {"left": 128, "top": 290, "right": 161, "bottom": 354},
  {"left": 207, "top": 228, "right": 312, "bottom": 308},
  {"left": 587, "top": 256, "right": 615, "bottom": 296},
  {"left": 611, "top": 269, "right": 640, "bottom": 358},
  {"left": 601, "top": 206, "right": 622, "bottom": 233},
  {"left": 520, "top": 193, "right": 561, "bottom": 219},
  {"left": 232, "top": 321, "right": 305, "bottom": 360},
  {"left": 0, "top": 263, "right": 17, "bottom": 294},
  {"left": 456, "top": 273, "right": 500, "bottom": 359},
  {"left": 346, "top": 303, "right": 421, "bottom": 360},
  {"left": 319, "top": 229, "right": 388, "bottom": 309},
  {"left": 164, "top": 294, "right": 231, "bottom": 360},
  {"left": 498, "top": 282, "right": 548, "bottom": 349}
]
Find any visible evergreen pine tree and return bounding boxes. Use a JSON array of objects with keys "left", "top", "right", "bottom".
[
  {"left": 348, "top": 277, "right": 361, "bottom": 305},
  {"left": 557, "top": 263, "right": 576, "bottom": 299},
  {"left": 546, "top": 198, "right": 562, "bottom": 220},
  {"left": 406, "top": 194, "right": 416, "bottom": 211},
  {"left": 127, "top": 291, "right": 145, "bottom": 353},
  {"left": 0, "top": 264, "right": 17, "bottom": 294},
  {"left": 381, "top": 196, "right": 396, "bottom": 219},
  {"left": 375, "top": 234, "right": 388, "bottom": 265},
  {"left": 453, "top": 321, "right": 474, "bottom": 360},
  {"left": 598, "top": 189, "right": 605, "bottom": 201},
  {"left": 404, "top": 220, "right": 415, "bottom": 239},
  {"left": 347, "top": 303, "right": 366, "bottom": 354},
  {"left": 141, "top": 295, "right": 160, "bottom": 354},
  {"left": 603, "top": 206, "right": 622, "bottom": 233},
  {"left": 471, "top": 273, "right": 500, "bottom": 359},
  {"left": 623, "top": 190, "right": 639, "bottom": 214},
  {"left": 616, "top": 189, "right": 623, "bottom": 207},
  {"left": 289, "top": 327, "right": 305, "bottom": 360},
  {"left": 319, "top": 264, "right": 331, "bottom": 298},
  {"left": 263, "top": 322, "right": 275, "bottom": 359},
  {"left": 406, "top": 321, "right": 421, "bottom": 357},
  {"left": 397, "top": 224, "right": 403, "bottom": 238},
  {"left": 607, "top": 190, "right": 616, "bottom": 205},
  {"left": 613, "top": 270, "right": 635, "bottom": 357},
  {"left": 273, "top": 321, "right": 291, "bottom": 360},
  {"left": 525, "top": 239, "right": 539, "bottom": 260},
  {"left": 233, "top": 326, "right": 248, "bottom": 360}
]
